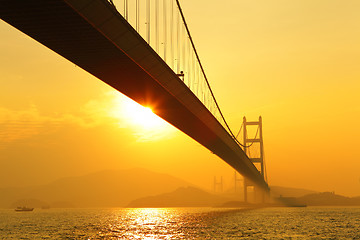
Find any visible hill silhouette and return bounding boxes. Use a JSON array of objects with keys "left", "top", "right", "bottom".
[
  {"left": 270, "top": 186, "right": 317, "bottom": 198},
  {"left": 2, "top": 168, "right": 358, "bottom": 209},
  {"left": 297, "top": 192, "right": 360, "bottom": 206},
  {"left": 0, "top": 168, "right": 191, "bottom": 208},
  {"left": 127, "top": 186, "right": 230, "bottom": 208}
]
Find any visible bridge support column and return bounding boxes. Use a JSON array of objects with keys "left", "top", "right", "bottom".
[
  {"left": 213, "top": 176, "right": 223, "bottom": 193},
  {"left": 243, "top": 178, "right": 248, "bottom": 202},
  {"left": 243, "top": 116, "right": 267, "bottom": 203},
  {"left": 234, "top": 171, "right": 243, "bottom": 193},
  {"left": 243, "top": 178, "right": 258, "bottom": 203}
]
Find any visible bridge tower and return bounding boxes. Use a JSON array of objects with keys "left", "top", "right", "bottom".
[
  {"left": 213, "top": 176, "right": 223, "bottom": 193},
  {"left": 234, "top": 171, "right": 243, "bottom": 193},
  {"left": 243, "top": 116, "right": 266, "bottom": 202}
]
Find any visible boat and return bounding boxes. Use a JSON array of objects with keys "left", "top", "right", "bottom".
[{"left": 15, "top": 206, "right": 34, "bottom": 212}]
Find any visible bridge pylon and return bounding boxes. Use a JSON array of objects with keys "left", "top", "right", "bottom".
[
  {"left": 234, "top": 171, "right": 243, "bottom": 193},
  {"left": 242, "top": 116, "right": 266, "bottom": 203},
  {"left": 213, "top": 176, "right": 223, "bottom": 193}
]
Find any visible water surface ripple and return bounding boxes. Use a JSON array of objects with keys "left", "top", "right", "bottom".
[{"left": 1, "top": 207, "right": 359, "bottom": 239}]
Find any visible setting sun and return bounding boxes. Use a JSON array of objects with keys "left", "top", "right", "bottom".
[
  {"left": 106, "top": 92, "right": 175, "bottom": 141},
  {"left": 123, "top": 101, "right": 164, "bottom": 129}
]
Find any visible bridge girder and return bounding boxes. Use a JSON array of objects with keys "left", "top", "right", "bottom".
[{"left": 0, "top": 0, "right": 269, "bottom": 190}]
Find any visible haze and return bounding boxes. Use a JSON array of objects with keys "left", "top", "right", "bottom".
[{"left": 1, "top": 0, "right": 360, "bottom": 197}]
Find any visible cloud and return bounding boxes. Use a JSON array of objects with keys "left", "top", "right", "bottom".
[
  {"left": 0, "top": 105, "right": 48, "bottom": 145},
  {"left": 0, "top": 97, "right": 113, "bottom": 148},
  {"left": 0, "top": 92, "right": 122, "bottom": 145},
  {"left": 0, "top": 91, "right": 176, "bottom": 147}
]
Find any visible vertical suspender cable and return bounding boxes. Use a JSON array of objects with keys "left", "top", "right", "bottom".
[
  {"left": 182, "top": 24, "right": 185, "bottom": 79},
  {"left": 194, "top": 62, "right": 197, "bottom": 95},
  {"left": 124, "top": 0, "right": 128, "bottom": 20},
  {"left": 202, "top": 74, "right": 207, "bottom": 102},
  {"left": 170, "top": 0, "right": 174, "bottom": 68},
  {"left": 126, "top": 0, "right": 128, "bottom": 20},
  {"left": 192, "top": 51, "right": 195, "bottom": 92},
  {"left": 155, "top": 0, "right": 159, "bottom": 51},
  {"left": 196, "top": 63, "right": 200, "bottom": 96},
  {"left": 187, "top": 49, "right": 191, "bottom": 88},
  {"left": 174, "top": 0, "right": 246, "bottom": 147},
  {"left": 136, "top": 0, "right": 139, "bottom": 31},
  {"left": 146, "top": 0, "right": 150, "bottom": 44},
  {"left": 123, "top": 0, "right": 125, "bottom": 17},
  {"left": 187, "top": 36, "right": 190, "bottom": 86},
  {"left": 176, "top": 10, "right": 180, "bottom": 74},
  {"left": 163, "top": 0, "right": 167, "bottom": 61}
]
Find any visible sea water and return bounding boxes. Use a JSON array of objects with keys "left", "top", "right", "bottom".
[{"left": 0, "top": 207, "right": 359, "bottom": 239}]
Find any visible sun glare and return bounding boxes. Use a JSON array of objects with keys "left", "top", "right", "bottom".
[
  {"left": 108, "top": 92, "right": 174, "bottom": 141},
  {"left": 123, "top": 100, "right": 165, "bottom": 129}
]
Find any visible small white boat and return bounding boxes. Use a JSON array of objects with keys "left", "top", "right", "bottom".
[{"left": 15, "top": 206, "right": 34, "bottom": 212}]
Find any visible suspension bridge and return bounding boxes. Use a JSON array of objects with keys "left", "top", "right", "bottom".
[{"left": 0, "top": 0, "right": 269, "bottom": 194}]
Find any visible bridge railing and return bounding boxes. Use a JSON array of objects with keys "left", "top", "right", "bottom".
[{"left": 107, "top": 0, "right": 227, "bottom": 130}]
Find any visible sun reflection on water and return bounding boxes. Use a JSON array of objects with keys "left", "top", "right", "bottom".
[{"left": 108, "top": 208, "right": 184, "bottom": 239}]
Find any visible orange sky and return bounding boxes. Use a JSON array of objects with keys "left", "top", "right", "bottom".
[{"left": 1, "top": 0, "right": 360, "bottom": 196}]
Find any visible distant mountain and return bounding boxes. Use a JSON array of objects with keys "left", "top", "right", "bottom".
[
  {"left": 127, "top": 186, "right": 230, "bottom": 208},
  {"left": 270, "top": 186, "right": 317, "bottom": 198},
  {"left": 0, "top": 168, "right": 191, "bottom": 208},
  {"left": 3, "top": 169, "right": 358, "bottom": 209},
  {"left": 353, "top": 196, "right": 360, "bottom": 201},
  {"left": 297, "top": 192, "right": 360, "bottom": 206}
]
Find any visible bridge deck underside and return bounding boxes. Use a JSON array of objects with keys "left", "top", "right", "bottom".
[{"left": 0, "top": 0, "right": 268, "bottom": 189}]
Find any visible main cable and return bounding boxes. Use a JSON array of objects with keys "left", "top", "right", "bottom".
[
  {"left": 235, "top": 122, "right": 243, "bottom": 139},
  {"left": 174, "top": 0, "right": 250, "bottom": 149}
]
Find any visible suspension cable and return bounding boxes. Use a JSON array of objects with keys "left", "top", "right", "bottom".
[
  {"left": 246, "top": 130, "right": 252, "bottom": 158},
  {"left": 174, "top": 0, "right": 248, "bottom": 149},
  {"left": 244, "top": 125, "right": 259, "bottom": 148},
  {"left": 107, "top": 0, "right": 255, "bottom": 151},
  {"left": 235, "top": 122, "right": 243, "bottom": 139},
  {"left": 234, "top": 122, "right": 259, "bottom": 148}
]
